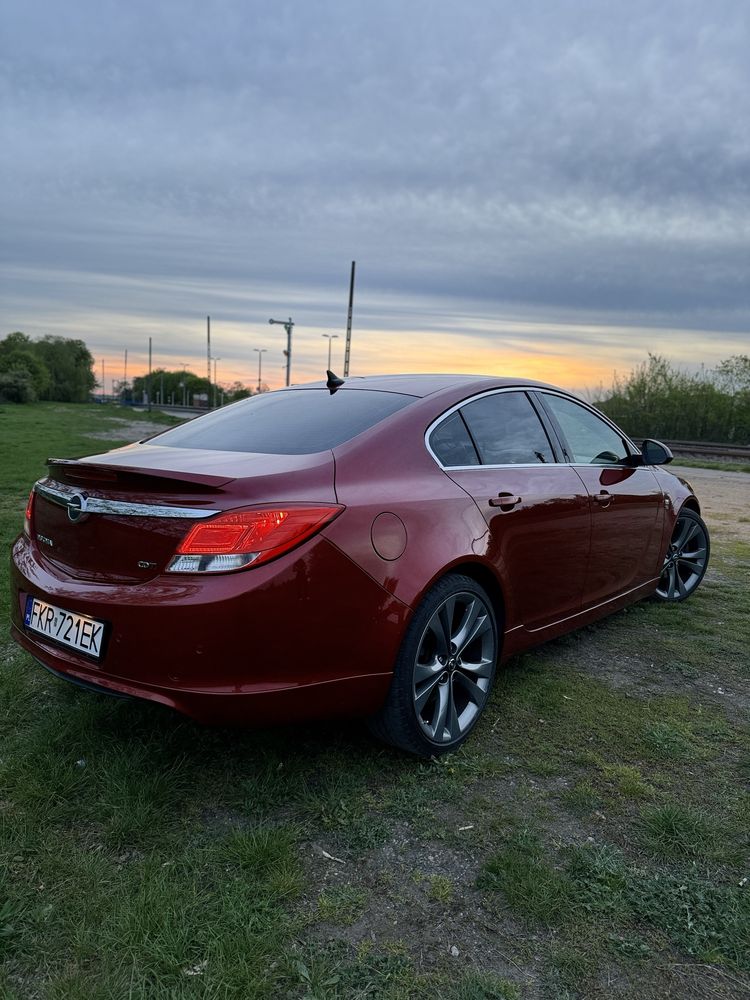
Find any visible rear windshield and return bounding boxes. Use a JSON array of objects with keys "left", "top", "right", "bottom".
[{"left": 150, "top": 388, "right": 416, "bottom": 454}]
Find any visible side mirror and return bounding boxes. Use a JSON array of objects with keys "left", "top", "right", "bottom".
[{"left": 641, "top": 439, "right": 673, "bottom": 465}]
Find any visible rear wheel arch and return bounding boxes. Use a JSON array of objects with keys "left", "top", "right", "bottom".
[{"left": 444, "top": 561, "right": 506, "bottom": 636}]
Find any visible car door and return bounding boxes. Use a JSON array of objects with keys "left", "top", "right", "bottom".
[
  {"left": 429, "top": 389, "right": 591, "bottom": 631},
  {"left": 535, "top": 391, "right": 665, "bottom": 607}
]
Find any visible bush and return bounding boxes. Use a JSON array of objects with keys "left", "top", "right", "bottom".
[{"left": 0, "top": 369, "right": 37, "bottom": 403}]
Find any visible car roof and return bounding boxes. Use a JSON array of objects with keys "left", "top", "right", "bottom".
[{"left": 286, "top": 373, "right": 560, "bottom": 398}]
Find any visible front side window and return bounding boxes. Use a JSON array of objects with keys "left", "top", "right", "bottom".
[
  {"left": 459, "top": 391, "right": 555, "bottom": 465},
  {"left": 542, "top": 394, "right": 630, "bottom": 465}
]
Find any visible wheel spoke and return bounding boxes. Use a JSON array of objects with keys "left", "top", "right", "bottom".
[
  {"left": 678, "top": 556, "right": 703, "bottom": 575},
  {"left": 414, "top": 658, "right": 442, "bottom": 685},
  {"left": 683, "top": 545, "right": 706, "bottom": 562},
  {"left": 435, "top": 599, "right": 455, "bottom": 657},
  {"left": 673, "top": 517, "right": 692, "bottom": 549},
  {"left": 429, "top": 682, "right": 450, "bottom": 739},
  {"left": 676, "top": 568, "right": 687, "bottom": 598},
  {"left": 667, "top": 563, "right": 678, "bottom": 599},
  {"left": 453, "top": 600, "right": 490, "bottom": 655},
  {"left": 414, "top": 672, "right": 444, "bottom": 713},
  {"left": 447, "top": 681, "right": 461, "bottom": 741},
  {"left": 456, "top": 655, "right": 494, "bottom": 679},
  {"left": 453, "top": 668, "right": 485, "bottom": 706}
]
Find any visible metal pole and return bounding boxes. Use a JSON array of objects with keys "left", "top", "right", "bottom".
[
  {"left": 254, "top": 348, "right": 267, "bottom": 392},
  {"left": 147, "top": 337, "right": 152, "bottom": 413},
  {"left": 213, "top": 357, "right": 221, "bottom": 407},
  {"left": 344, "top": 260, "right": 356, "bottom": 377},
  {"left": 160, "top": 372, "right": 164, "bottom": 406},
  {"left": 207, "top": 316, "right": 211, "bottom": 401},
  {"left": 269, "top": 318, "right": 295, "bottom": 386},
  {"left": 101, "top": 359, "right": 105, "bottom": 401},
  {"left": 322, "top": 334, "right": 339, "bottom": 370},
  {"left": 285, "top": 318, "right": 292, "bottom": 386},
  {"left": 124, "top": 348, "right": 128, "bottom": 401}
]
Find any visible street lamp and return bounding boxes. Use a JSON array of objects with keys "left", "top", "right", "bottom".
[
  {"left": 212, "top": 357, "right": 221, "bottom": 408},
  {"left": 268, "top": 317, "right": 295, "bottom": 386},
  {"left": 321, "top": 334, "right": 339, "bottom": 370},
  {"left": 253, "top": 348, "right": 267, "bottom": 393}
]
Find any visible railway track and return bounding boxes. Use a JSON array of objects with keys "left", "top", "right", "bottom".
[{"left": 645, "top": 439, "right": 749, "bottom": 461}]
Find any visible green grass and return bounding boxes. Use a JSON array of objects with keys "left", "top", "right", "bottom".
[
  {"left": 672, "top": 458, "right": 750, "bottom": 474},
  {"left": 1, "top": 402, "right": 750, "bottom": 998}
]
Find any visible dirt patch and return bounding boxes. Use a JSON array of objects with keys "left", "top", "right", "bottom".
[
  {"left": 86, "top": 418, "right": 166, "bottom": 442},
  {"left": 670, "top": 464, "right": 750, "bottom": 543}
]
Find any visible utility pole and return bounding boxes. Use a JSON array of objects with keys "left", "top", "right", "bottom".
[
  {"left": 206, "top": 316, "right": 212, "bottom": 398},
  {"left": 212, "top": 357, "right": 221, "bottom": 407},
  {"left": 101, "top": 359, "right": 105, "bottom": 401},
  {"left": 322, "top": 334, "right": 339, "bottom": 370},
  {"left": 344, "top": 260, "right": 356, "bottom": 377},
  {"left": 269, "top": 317, "right": 295, "bottom": 386},
  {"left": 123, "top": 348, "right": 128, "bottom": 402},
  {"left": 254, "top": 348, "right": 267, "bottom": 392},
  {"left": 147, "top": 337, "right": 152, "bottom": 413}
]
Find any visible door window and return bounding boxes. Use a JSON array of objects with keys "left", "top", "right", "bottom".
[
  {"left": 542, "top": 394, "right": 630, "bottom": 465},
  {"left": 460, "top": 391, "right": 555, "bottom": 465}
]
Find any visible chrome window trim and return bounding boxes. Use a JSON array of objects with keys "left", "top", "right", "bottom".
[
  {"left": 425, "top": 385, "right": 639, "bottom": 471},
  {"left": 425, "top": 386, "right": 556, "bottom": 470},
  {"left": 34, "top": 482, "right": 220, "bottom": 519}
]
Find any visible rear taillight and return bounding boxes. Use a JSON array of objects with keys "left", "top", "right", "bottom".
[
  {"left": 24, "top": 489, "right": 35, "bottom": 537},
  {"left": 166, "top": 504, "right": 344, "bottom": 574}
]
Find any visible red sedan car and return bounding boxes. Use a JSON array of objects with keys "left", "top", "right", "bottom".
[{"left": 10, "top": 374, "right": 709, "bottom": 756}]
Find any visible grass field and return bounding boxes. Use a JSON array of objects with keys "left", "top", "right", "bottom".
[{"left": 1, "top": 403, "right": 749, "bottom": 1000}]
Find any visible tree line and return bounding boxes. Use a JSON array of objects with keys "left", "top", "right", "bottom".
[
  {"left": 596, "top": 354, "right": 750, "bottom": 444},
  {"left": 0, "top": 332, "right": 258, "bottom": 406},
  {"left": 129, "top": 369, "right": 256, "bottom": 407},
  {"left": 0, "top": 331, "right": 96, "bottom": 403}
]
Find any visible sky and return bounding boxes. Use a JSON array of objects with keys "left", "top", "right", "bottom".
[{"left": 1, "top": 0, "right": 748, "bottom": 394}]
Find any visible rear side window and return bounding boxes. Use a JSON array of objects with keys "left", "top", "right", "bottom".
[
  {"left": 460, "top": 391, "right": 555, "bottom": 465},
  {"left": 151, "top": 388, "right": 415, "bottom": 454},
  {"left": 429, "top": 411, "right": 480, "bottom": 466}
]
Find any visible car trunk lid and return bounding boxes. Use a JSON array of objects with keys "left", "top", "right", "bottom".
[{"left": 32, "top": 444, "right": 337, "bottom": 583}]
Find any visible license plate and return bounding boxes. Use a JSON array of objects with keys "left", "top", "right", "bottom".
[{"left": 24, "top": 597, "right": 105, "bottom": 659}]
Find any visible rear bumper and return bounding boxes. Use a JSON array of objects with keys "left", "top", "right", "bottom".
[{"left": 10, "top": 533, "right": 408, "bottom": 724}]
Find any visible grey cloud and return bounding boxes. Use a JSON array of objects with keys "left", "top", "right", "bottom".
[{"left": 1, "top": 0, "right": 749, "bottom": 376}]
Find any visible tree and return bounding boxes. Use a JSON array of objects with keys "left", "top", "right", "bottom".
[
  {"left": 0, "top": 331, "right": 51, "bottom": 397},
  {"left": 34, "top": 336, "right": 96, "bottom": 402}
]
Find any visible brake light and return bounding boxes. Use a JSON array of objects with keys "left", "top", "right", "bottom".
[
  {"left": 24, "top": 489, "right": 35, "bottom": 537},
  {"left": 167, "top": 504, "right": 344, "bottom": 574}
]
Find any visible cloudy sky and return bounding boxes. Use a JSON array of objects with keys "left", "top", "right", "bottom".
[{"left": 1, "top": 0, "right": 748, "bottom": 393}]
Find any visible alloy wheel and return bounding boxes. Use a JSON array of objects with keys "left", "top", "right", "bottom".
[
  {"left": 412, "top": 591, "right": 496, "bottom": 744},
  {"left": 655, "top": 511, "right": 709, "bottom": 601}
]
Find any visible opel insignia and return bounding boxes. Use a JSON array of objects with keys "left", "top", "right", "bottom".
[{"left": 10, "top": 374, "right": 710, "bottom": 756}]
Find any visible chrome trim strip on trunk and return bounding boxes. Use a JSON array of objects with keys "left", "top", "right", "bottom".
[{"left": 34, "top": 482, "right": 220, "bottom": 519}]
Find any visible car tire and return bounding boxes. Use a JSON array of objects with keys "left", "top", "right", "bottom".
[
  {"left": 654, "top": 508, "right": 710, "bottom": 602},
  {"left": 369, "top": 573, "right": 499, "bottom": 757}
]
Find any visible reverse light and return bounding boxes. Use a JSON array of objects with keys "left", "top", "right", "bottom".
[
  {"left": 166, "top": 504, "right": 344, "bottom": 574},
  {"left": 24, "top": 489, "right": 35, "bottom": 538}
]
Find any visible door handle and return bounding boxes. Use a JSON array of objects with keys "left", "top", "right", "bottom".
[
  {"left": 489, "top": 493, "right": 522, "bottom": 510},
  {"left": 593, "top": 491, "right": 613, "bottom": 507}
]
